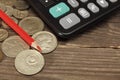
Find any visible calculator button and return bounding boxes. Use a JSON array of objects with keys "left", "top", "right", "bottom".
[
  {"left": 49, "top": 2, "right": 70, "bottom": 18},
  {"left": 39, "top": 0, "right": 55, "bottom": 7},
  {"left": 67, "top": 0, "right": 79, "bottom": 8},
  {"left": 87, "top": 3, "right": 100, "bottom": 13},
  {"left": 78, "top": 8, "right": 90, "bottom": 18},
  {"left": 80, "top": 0, "right": 88, "bottom": 3},
  {"left": 97, "top": 0, "right": 109, "bottom": 8},
  {"left": 109, "top": 0, "right": 118, "bottom": 3},
  {"left": 59, "top": 13, "right": 80, "bottom": 29}
]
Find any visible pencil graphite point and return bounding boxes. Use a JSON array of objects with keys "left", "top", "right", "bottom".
[{"left": 31, "top": 41, "right": 42, "bottom": 53}]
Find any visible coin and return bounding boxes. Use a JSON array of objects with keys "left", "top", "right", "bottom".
[
  {"left": 0, "top": 29, "right": 8, "bottom": 41},
  {"left": 1, "top": 36, "right": 30, "bottom": 58},
  {"left": 19, "top": 17, "right": 44, "bottom": 35},
  {"left": 13, "top": 0, "right": 29, "bottom": 10},
  {"left": 15, "top": 50, "right": 45, "bottom": 75},
  {"left": 32, "top": 31, "right": 58, "bottom": 54},
  {"left": 0, "top": 3, "right": 6, "bottom": 12},
  {"left": 13, "top": 9, "right": 28, "bottom": 19}
]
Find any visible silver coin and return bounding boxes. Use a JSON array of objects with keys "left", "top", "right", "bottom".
[
  {"left": 15, "top": 50, "right": 45, "bottom": 75},
  {"left": 0, "top": 29, "right": 8, "bottom": 41},
  {"left": 32, "top": 31, "right": 58, "bottom": 54},
  {"left": 19, "top": 17, "right": 44, "bottom": 35},
  {"left": 13, "top": 0, "right": 30, "bottom": 10},
  {"left": 13, "top": 9, "right": 28, "bottom": 19},
  {"left": 2, "top": 36, "right": 30, "bottom": 57}
]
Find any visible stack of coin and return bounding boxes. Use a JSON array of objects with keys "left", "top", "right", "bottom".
[{"left": 0, "top": 0, "right": 58, "bottom": 75}]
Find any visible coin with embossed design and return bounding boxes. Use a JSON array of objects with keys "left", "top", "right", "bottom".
[
  {"left": 32, "top": 31, "right": 58, "bottom": 54},
  {"left": 15, "top": 50, "right": 45, "bottom": 75},
  {"left": 1, "top": 36, "right": 29, "bottom": 57}
]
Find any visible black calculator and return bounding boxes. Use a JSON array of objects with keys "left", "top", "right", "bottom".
[{"left": 27, "top": 0, "right": 120, "bottom": 38}]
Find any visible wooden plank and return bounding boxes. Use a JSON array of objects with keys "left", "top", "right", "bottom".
[
  {"left": 62, "top": 22, "right": 120, "bottom": 48},
  {"left": 0, "top": 47, "right": 120, "bottom": 80}
]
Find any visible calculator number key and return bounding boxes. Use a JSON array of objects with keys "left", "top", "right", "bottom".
[
  {"left": 97, "top": 0, "right": 109, "bottom": 8},
  {"left": 78, "top": 8, "right": 90, "bottom": 18},
  {"left": 109, "top": 0, "right": 118, "bottom": 3},
  {"left": 87, "top": 3, "right": 100, "bottom": 13},
  {"left": 80, "top": 0, "right": 88, "bottom": 3},
  {"left": 67, "top": 0, "right": 79, "bottom": 8},
  {"left": 59, "top": 13, "right": 80, "bottom": 29}
]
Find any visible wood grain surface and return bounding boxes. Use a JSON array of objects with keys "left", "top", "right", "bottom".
[{"left": 0, "top": 1, "right": 120, "bottom": 80}]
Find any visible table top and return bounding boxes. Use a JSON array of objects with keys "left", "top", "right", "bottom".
[{"left": 0, "top": 1, "right": 120, "bottom": 80}]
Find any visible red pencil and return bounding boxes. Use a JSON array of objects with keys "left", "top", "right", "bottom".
[{"left": 0, "top": 9, "right": 42, "bottom": 52}]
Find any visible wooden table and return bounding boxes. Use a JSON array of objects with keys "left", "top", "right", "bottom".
[{"left": 0, "top": 1, "right": 120, "bottom": 80}]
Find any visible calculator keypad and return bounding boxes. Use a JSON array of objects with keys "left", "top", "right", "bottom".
[
  {"left": 47, "top": 0, "right": 118, "bottom": 29},
  {"left": 27, "top": 0, "right": 119, "bottom": 38}
]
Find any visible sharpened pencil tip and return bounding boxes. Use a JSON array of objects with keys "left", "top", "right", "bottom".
[
  {"left": 31, "top": 41, "right": 42, "bottom": 53},
  {"left": 37, "top": 46, "right": 42, "bottom": 52}
]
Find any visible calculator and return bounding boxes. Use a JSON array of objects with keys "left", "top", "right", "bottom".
[{"left": 26, "top": 0, "right": 120, "bottom": 38}]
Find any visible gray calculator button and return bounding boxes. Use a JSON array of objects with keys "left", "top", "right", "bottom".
[
  {"left": 67, "top": 0, "right": 79, "bottom": 8},
  {"left": 78, "top": 8, "right": 90, "bottom": 18},
  {"left": 80, "top": 0, "right": 88, "bottom": 3},
  {"left": 109, "top": 0, "right": 118, "bottom": 3},
  {"left": 87, "top": 3, "right": 100, "bottom": 13},
  {"left": 97, "top": 0, "right": 109, "bottom": 8},
  {"left": 59, "top": 13, "right": 80, "bottom": 29}
]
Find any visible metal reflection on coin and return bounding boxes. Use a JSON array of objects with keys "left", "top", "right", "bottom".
[
  {"left": 0, "top": 29, "right": 8, "bottom": 41},
  {"left": 19, "top": 17, "right": 44, "bottom": 35},
  {"left": 1, "top": 36, "right": 30, "bottom": 57},
  {"left": 32, "top": 31, "right": 58, "bottom": 54},
  {"left": 15, "top": 50, "right": 45, "bottom": 75}
]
